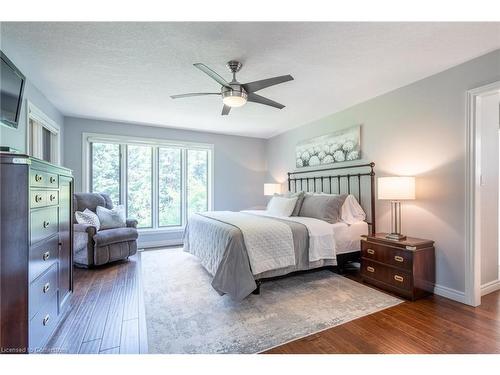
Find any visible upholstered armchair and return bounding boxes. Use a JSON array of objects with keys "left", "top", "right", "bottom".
[{"left": 73, "top": 192, "right": 138, "bottom": 267}]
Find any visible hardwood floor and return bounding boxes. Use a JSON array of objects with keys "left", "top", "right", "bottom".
[
  {"left": 45, "top": 253, "right": 500, "bottom": 354},
  {"left": 45, "top": 254, "right": 147, "bottom": 354}
]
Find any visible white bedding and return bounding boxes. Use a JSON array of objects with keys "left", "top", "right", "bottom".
[
  {"left": 332, "top": 221, "right": 368, "bottom": 254},
  {"left": 243, "top": 210, "right": 368, "bottom": 259}
]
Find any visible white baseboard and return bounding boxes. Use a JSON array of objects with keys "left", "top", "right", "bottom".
[
  {"left": 138, "top": 239, "right": 183, "bottom": 249},
  {"left": 433, "top": 283, "right": 466, "bottom": 304},
  {"left": 481, "top": 279, "right": 500, "bottom": 296}
]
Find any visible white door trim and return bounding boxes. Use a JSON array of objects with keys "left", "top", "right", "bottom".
[{"left": 465, "top": 80, "right": 500, "bottom": 307}]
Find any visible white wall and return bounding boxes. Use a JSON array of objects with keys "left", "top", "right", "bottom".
[
  {"left": 266, "top": 49, "right": 500, "bottom": 300},
  {"left": 479, "top": 92, "right": 500, "bottom": 286}
]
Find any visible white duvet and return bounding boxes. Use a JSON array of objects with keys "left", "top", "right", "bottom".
[{"left": 243, "top": 210, "right": 338, "bottom": 262}]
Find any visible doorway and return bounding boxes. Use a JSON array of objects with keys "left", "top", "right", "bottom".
[{"left": 466, "top": 81, "right": 500, "bottom": 306}]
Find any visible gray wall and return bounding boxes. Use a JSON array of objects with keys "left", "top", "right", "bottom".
[
  {"left": 266, "top": 49, "right": 500, "bottom": 297},
  {"left": 63, "top": 117, "right": 268, "bottom": 245},
  {"left": 0, "top": 79, "right": 64, "bottom": 157}
]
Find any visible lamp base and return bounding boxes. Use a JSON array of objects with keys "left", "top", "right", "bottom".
[{"left": 385, "top": 233, "right": 407, "bottom": 241}]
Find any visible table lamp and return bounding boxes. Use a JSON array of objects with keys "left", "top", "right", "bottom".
[
  {"left": 264, "top": 183, "right": 282, "bottom": 196},
  {"left": 377, "top": 176, "right": 415, "bottom": 240}
]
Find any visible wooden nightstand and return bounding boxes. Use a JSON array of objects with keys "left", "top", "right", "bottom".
[{"left": 360, "top": 233, "right": 435, "bottom": 300}]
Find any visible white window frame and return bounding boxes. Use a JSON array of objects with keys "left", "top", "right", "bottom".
[
  {"left": 26, "top": 100, "right": 61, "bottom": 164},
  {"left": 82, "top": 132, "right": 214, "bottom": 233}
]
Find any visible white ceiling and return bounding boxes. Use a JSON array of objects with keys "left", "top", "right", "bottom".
[{"left": 1, "top": 22, "right": 499, "bottom": 138}]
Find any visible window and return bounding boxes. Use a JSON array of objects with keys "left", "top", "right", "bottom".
[
  {"left": 27, "top": 101, "right": 61, "bottom": 164},
  {"left": 187, "top": 149, "right": 208, "bottom": 217},
  {"left": 127, "top": 145, "right": 153, "bottom": 228},
  {"left": 91, "top": 142, "right": 121, "bottom": 206},
  {"left": 159, "top": 147, "right": 182, "bottom": 227},
  {"left": 85, "top": 134, "right": 213, "bottom": 231}
]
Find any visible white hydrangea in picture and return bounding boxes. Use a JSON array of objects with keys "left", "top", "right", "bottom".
[{"left": 295, "top": 125, "right": 361, "bottom": 168}]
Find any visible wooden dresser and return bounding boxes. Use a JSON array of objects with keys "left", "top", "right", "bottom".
[
  {"left": 0, "top": 154, "right": 73, "bottom": 353},
  {"left": 360, "top": 233, "right": 435, "bottom": 300}
]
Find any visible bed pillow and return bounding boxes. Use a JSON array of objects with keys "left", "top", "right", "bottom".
[
  {"left": 96, "top": 205, "right": 126, "bottom": 230},
  {"left": 341, "top": 194, "right": 366, "bottom": 224},
  {"left": 266, "top": 196, "right": 298, "bottom": 217},
  {"left": 298, "top": 193, "right": 347, "bottom": 224},
  {"left": 75, "top": 208, "right": 101, "bottom": 231},
  {"left": 314, "top": 193, "right": 367, "bottom": 224},
  {"left": 274, "top": 191, "right": 305, "bottom": 216}
]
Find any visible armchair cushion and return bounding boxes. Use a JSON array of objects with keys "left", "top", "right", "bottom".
[{"left": 93, "top": 227, "right": 138, "bottom": 247}]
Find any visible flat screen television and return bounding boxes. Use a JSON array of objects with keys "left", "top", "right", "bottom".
[{"left": 1, "top": 51, "right": 26, "bottom": 129}]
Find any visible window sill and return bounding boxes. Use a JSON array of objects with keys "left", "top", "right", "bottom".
[{"left": 138, "top": 226, "right": 185, "bottom": 234}]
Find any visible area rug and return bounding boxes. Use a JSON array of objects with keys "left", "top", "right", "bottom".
[{"left": 141, "top": 248, "right": 402, "bottom": 354}]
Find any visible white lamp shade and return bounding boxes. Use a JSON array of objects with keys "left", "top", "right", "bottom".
[
  {"left": 264, "top": 183, "right": 282, "bottom": 196},
  {"left": 378, "top": 176, "right": 415, "bottom": 200}
]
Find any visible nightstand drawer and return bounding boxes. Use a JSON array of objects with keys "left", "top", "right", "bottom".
[
  {"left": 361, "top": 240, "right": 412, "bottom": 270},
  {"left": 361, "top": 259, "right": 412, "bottom": 291}
]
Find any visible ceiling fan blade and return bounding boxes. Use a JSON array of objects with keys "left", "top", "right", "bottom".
[
  {"left": 194, "top": 63, "right": 231, "bottom": 88},
  {"left": 242, "top": 75, "right": 294, "bottom": 93},
  {"left": 247, "top": 93, "right": 285, "bottom": 109},
  {"left": 170, "top": 92, "right": 220, "bottom": 99},
  {"left": 221, "top": 104, "right": 231, "bottom": 116}
]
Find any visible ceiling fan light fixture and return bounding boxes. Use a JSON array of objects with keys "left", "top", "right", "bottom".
[{"left": 222, "top": 90, "right": 248, "bottom": 107}]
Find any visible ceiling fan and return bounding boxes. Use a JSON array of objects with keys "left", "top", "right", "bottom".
[{"left": 171, "top": 60, "right": 294, "bottom": 116}]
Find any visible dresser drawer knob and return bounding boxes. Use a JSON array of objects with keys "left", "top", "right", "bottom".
[
  {"left": 394, "top": 275, "right": 404, "bottom": 282},
  {"left": 43, "top": 251, "right": 50, "bottom": 261},
  {"left": 49, "top": 194, "right": 56, "bottom": 201},
  {"left": 43, "top": 282, "right": 50, "bottom": 293},
  {"left": 43, "top": 221, "right": 50, "bottom": 228},
  {"left": 35, "top": 194, "right": 43, "bottom": 202},
  {"left": 43, "top": 314, "right": 50, "bottom": 326},
  {"left": 367, "top": 266, "right": 375, "bottom": 273},
  {"left": 367, "top": 249, "right": 375, "bottom": 255},
  {"left": 50, "top": 177, "right": 56, "bottom": 184},
  {"left": 394, "top": 255, "right": 404, "bottom": 262},
  {"left": 35, "top": 174, "right": 43, "bottom": 182}
]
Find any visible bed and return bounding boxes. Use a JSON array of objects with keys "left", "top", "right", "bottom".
[{"left": 183, "top": 162, "right": 376, "bottom": 300}]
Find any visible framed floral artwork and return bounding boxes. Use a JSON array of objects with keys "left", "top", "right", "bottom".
[{"left": 295, "top": 125, "right": 361, "bottom": 168}]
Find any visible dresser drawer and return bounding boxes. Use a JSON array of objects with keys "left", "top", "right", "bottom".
[
  {"left": 361, "top": 240, "right": 413, "bottom": 270},
  {"left": 29, "top": 263, "right": 58, "bottom": 320},
  {"left": 30, "top": 169, "right": 59, "bottom": 188},
  {"left": 46, "top": 191, "right": 59, "bottom": 206},
  {"left": 30, "top": 190, "right": 47, "bottom": 208},
  {"left": 30, "top": 207, "right": 58, "bottom": 245},
  {"left": 361, "top": 259, "right": 412, "bottom": 291},
  {"left": 29, "top": 291, "right": 58, "bottom": 352},
  {"left": 30, "top": 235, "right": 59, "bottom": 282}
]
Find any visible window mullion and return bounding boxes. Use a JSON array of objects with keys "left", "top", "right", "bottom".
[
  {"left": 182, "top": 148, "right": 188, "bottom": 227},
  {"left": 152, "top": 147, "right": 159, "bottom": 230},
  {"left": 121, "top": 144, "right": 127, "bottom": 210}
]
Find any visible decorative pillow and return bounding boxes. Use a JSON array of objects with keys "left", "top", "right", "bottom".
[
  {"left": 275, "top": 191, "right": 305, "bottom": 216},
  {"left": 96, "top": 205, "right": 126, "bottom": 230},
  {"left": 75, "top": 208, "right": 101, "bottom": 231},
  {"left": 298, "top": 193, "right": 348, "bottom": 224},
  {"left": 266, "top": 196, "right": 298, "bottom": 217}
]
